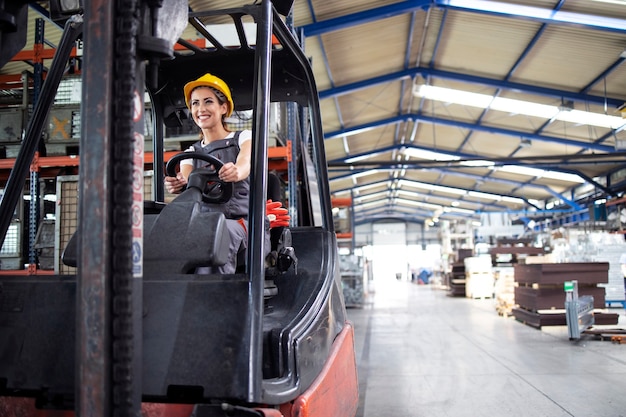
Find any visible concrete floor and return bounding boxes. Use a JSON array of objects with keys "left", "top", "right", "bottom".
[{"left": 347, "top": 279, "right": 626, "bottom": 417}]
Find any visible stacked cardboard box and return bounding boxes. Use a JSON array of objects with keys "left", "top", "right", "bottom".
[
  {"left": 464, "top": 255, "right": 494, "bottom": 299},
  {"left": 494, "top": 267, "right": 515, "bottom": 316}
]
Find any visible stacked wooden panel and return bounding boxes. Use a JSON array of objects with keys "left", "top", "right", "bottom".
[
  {"left": 446, "top": 249, "right": 473, "bottom": 297},
  {"left": 447, "top": 262, "right": 466, "bottom": 296},
  {"left": 512, "top": 262, "right": 619, "bottom": 328}
]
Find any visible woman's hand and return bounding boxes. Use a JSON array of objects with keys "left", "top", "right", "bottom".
[
  {"left": 164, "top": 172, "right": 187, "bottom": 194},
  {"left": 218, "top": 162, "right": 243, "bottom": 182}
]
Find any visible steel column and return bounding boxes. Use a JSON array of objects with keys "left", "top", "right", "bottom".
[
  {"left": 27, "top": 18, "right": 45, "bottom": 270},
  {"left": 247, "top": 0, "right": 273, "bottom": 402}
]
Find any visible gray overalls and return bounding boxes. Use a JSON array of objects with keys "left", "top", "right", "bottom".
[
  {"left": 191, "top": 132, "right": 249, "bottom": 219},
  {"left": 191, "top": 132, "right": 268, "bottom": 273}
]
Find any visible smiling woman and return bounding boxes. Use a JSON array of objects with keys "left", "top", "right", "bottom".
[{"left": 164, "top": 72, "right": 256, "bottom": 274}]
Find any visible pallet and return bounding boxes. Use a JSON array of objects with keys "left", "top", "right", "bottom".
[
  {"left": 469, "top": 295, "right": 493, "bottom": 300},
  {"left": 582, "top": 328, "right": 626, "bottom": 343},
  {"left": 495, "top": 300, "right": 514, "bottom": 317},
  {"left": 611, "top": 335, "right": 626, "bottom": 344},
  {"left": 512, "top": 307, "right": 563, "bottom": 328},
  {"left": 513, "top": 308, "right": 620, "bottom": 329}
]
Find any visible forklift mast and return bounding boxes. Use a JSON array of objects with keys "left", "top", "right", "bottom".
[{"left": 0, "top": 1, "right": 358, "bottom": 417}]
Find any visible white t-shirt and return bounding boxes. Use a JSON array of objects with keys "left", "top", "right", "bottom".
[{"left": 180, "top": 129, "right": 252, "bottom": 167}]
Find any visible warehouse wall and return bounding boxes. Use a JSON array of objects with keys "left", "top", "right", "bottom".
[
  {"left": 353, "top": 221, "right": 443, "bottom": 282},
  {"left": 354, "top": 221, "right": 440, "bottom": 248}
]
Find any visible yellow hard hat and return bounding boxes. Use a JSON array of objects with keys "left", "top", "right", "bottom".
[{"left": 183, "top": 73, "right": 234, "bottom": 117}]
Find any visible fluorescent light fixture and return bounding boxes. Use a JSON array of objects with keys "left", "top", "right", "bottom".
[
  {"left": 331, "top": 190, "right": 351, "bottom": 196},
  {"left": 557, "top": 109, "right": 625, "bottom": 129},
  {"left": 493, "top": 165, "right": 584, "bottom": 183},
  {"left": 461, "top": 160, "right": 495, "bottom": 167},
  {"left": 402, "top": 147, "right": 458, "bottom": 161},
  {"left": 396, "top": 199, "right": 442, "bottom": 210},
  {"left": 351, "top": 169, "right": 381, "bottom": 179},
  {"left": 385, "top": 206, "right": 421, "bottom": 216},
  {"left": 500, "top": 195, "right": 526, "bottom": 204},
  {"left": 404, "top": 147, "right": 583, "bottom": 183},
  {"left": 351, "top": 181, "right": 391, "bottom": 194},
  {"left": 467, "top": 190, "right": 495, "bottom": 200},
  {"left": 396, "top": 190, "right": 426, "bottom": 199},
  {"left": 445, "top": 0, "right": 626, "bottom": 35},
  {"left": 403, "top": 147, "right": 496, "bottom": 166},
  {"left": 358, "top": 200, "right": 387, "bottom": 210},
  {"left": 326, "top": 125, "right": 377, "bottom": 139},
  {"left": 591, "top": 0, "right": 626, "bottom": 4},
  {"left": 354, "top": 191, "right": 388, "bottom": 202},
  {"left": 344, "top": 150, "right": 388, "bottom": 163},
  {"left": 344, "top": 154, "right": 372, "bottom": 163},
  {"left": 398, "top": 179, "right": 468, "bottom": 195},
  {"left": 467, "top": 190, "right": 525, "bottom": 204},
  {"left": 448, "top": 207, "right": 476, "bottom": 215},
  {"left": 442, "top": 206, "right": 476, "bottom": 215},
  {"left": 414, "top": 84, "right": 625, "bottom": 129}
]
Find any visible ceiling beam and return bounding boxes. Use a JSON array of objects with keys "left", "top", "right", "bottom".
[
  {"left": 335, "top": 180, "right": 512, "bottom": 211},
  {"left": 329, "top": 165, "right": 558, "bottom": 203},
  {"left": 300, "top": 1, "right": 430, "bottom": 37},
  {"left": 304, "top": 0, "right": 619, "bottom": 224},
  {"left": 325, "top": 113, "right": 617, "bottom": 153},
  {"left": 329, "top": 161, "right": 583, "bottom": 210},
  {"left": 318, "top": 66, "right": 625, "bottom": 109},
  {"left": 353, "top": 213, "right": 427, "bottom": 226},
  {"left": 354, "top": 205, "right": 436, "bottom": 222}
]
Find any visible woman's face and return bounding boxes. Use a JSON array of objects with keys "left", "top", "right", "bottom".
[{"left": 189, "top": 86, "right": 228, "bottom": 129}]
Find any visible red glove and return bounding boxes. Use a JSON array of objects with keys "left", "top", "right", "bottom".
[{"left": 266, "top": 199, "right": 290, "bottom": 228}]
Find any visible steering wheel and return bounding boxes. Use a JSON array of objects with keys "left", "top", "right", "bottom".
[{"left": 166, "top": 152, "right": 233, "bottom": 204}]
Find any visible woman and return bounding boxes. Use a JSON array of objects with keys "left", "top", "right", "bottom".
[{"left": 164, "top": 73, "right": 254, "bottom": 273}]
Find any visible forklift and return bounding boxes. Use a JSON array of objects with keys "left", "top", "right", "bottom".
[{"left": 0, "top": 1, "right": 359, "bottom": 416}]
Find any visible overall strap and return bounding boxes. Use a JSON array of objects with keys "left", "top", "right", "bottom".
[{"left": 193, "top": 131, "right": 242, "bottom": 153}]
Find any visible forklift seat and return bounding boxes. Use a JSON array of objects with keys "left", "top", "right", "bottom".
[{"left": 62, "top": 183, "right": 231, "bottom": 276}]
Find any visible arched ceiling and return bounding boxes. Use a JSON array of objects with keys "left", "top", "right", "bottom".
[
  {"left": 4, "top": 0, "right": 626, "bottom": 228},
  {"left": 288, "top": 0, "right": 626, "bottom": 227}
]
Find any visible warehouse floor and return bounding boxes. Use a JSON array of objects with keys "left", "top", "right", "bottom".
[{"left": 348, "top": 279, "right": 626, "bottom": 417}]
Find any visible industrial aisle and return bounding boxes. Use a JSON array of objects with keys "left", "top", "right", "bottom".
[{"left": 347, "top": 279, "right": 626, "bottom": 417}]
